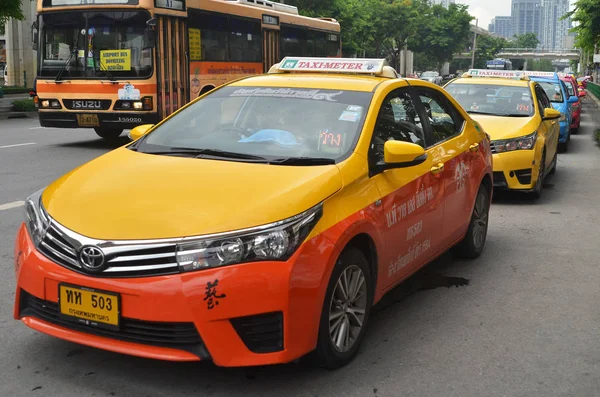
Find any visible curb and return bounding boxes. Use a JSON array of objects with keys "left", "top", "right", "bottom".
[
  {"left": 0, "top": 112, "right": 38, "bottom": 121},
  {"left": 586, "top": 90, "right": 600, "bottom": 109}
]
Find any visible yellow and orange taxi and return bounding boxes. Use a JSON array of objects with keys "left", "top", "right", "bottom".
[
  {"left": 15, "top": 58, "right": 492, "bottom": 369},
  {"left": 445, "top": 69, "right": 562, "bottom": 199}
]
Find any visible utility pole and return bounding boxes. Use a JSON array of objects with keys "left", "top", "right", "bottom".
[{"left": 470, "top": 19, "right": 478, "bottom": 69}]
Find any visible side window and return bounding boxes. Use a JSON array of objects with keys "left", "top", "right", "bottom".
[
  {"left": 415, "top": 88, "right": 464, "bottom": 145},
  {"left": 368, "top": 89, "right": 426, "bottom": 165},
  {"left": 536, "top": 86, "right": 551, "bottom": 111}
]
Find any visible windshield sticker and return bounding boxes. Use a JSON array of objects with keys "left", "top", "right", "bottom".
[
  {"left": 339, "top": 110, "right": 361, "bottom": 122},
  {"left": 238, "top": 129, "right": 300, "bottom": 146},
  {"left": 101, "top": 49, "right": 131, "bottom": 71},
  {"left": 118, "top": 83, "right": 140, "bottom": 100},
  {"left": 318, "top": 130, "right": 344, "bottom": 154},
  {"left": 229, "top": 88, "right": 343, "bottom": 102}
]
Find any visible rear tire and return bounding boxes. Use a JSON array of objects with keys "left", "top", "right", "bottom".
[
  {"left": 94, "top": 128, "right": 123, "bottom": 141},
  {"left": 571, "top": 127, "right": 579, "bottom": 135},
  {"left": 451, "top": 184, "right": 490, "bottom": 259},
  {"left": 313, "top": 247, "right": 373, "bottom": 369}
]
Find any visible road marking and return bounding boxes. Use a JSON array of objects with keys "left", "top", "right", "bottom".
[
  {"left": 29, "top": 127, "right": 47, "bottom": 130},
  {"left": 0, "top": 142, "right": 36, "bottom": 149},
  {"left": 0, "top": 201, "right": 25, "bottom": 211}
]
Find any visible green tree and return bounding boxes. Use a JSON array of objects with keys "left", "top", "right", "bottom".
[
  {"left": 471, "top": 34, "right": 508, "bottom": 68},
  {"left": 408, "top": 3, "right": 473, "bottom": 72},
  {"left": 506, "top": 33, "right": 540, "bottom": 49},
  {"left": 529, "top": 59, "right": 554, "bottom": 71},
  {"left": 0, "top": 0, "right": 24, "bottom": 24},
  {"left": 563, "top": 0, "right": 600, "bottom": 54}
]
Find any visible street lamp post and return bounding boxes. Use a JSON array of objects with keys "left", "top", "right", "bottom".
[{"left": 470, "top": 19, "right": 478, "bottom": 69}]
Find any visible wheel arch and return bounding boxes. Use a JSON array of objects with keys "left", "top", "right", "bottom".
[{"left": 344, "top": 233, "right": 378, "bottom": 299}]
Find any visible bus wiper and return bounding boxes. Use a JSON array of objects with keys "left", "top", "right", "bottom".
[
  {"left": 55, "top": 30, "right": 82, "bottom": 83},
  {"left": 96, "top": 57, "right": 117, "bottom": 83},
  {"left": 269, "top": 157, "right": 336, "bottom": 165}
]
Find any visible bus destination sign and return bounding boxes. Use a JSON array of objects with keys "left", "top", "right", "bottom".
[{"left": 155, "top": 0, "right": 184, "bottom": 10}]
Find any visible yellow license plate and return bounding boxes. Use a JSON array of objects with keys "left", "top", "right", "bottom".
[
  {"left": 59, "top": 283, "right": 120, "bottom": 330},
  {"left": 76, "top": 114, "right": 99, "bottom": 127}
]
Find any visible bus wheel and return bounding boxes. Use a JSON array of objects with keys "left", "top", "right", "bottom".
[{"left": 94, "top": 128, "right": 123, "bottom": 141}]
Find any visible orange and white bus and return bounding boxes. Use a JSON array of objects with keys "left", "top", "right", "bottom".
[{"left": 33, "top": 0, "right": 341, "bottom": 140}]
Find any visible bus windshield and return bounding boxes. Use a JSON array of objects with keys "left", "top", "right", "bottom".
[{"left": 39, "top": 10, "right": 153, "bottom": 79}]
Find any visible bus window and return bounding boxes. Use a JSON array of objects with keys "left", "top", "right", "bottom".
[
  {"left": 314, "top": 31, "right": 326, "bottom": 57},
  {"left": 326, "top": 33, "right": 340, "bottom": 57},
  {"left": 228, "top": 18, "right": 261, "bottom": 62},
  {"left": 197, "top": 13, "right": 228, "bottom": 61},
  {"left": 280, "top": 26, "right": 314, "bottom": 58}
]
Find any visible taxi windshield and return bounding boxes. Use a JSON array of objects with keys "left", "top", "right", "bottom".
[
  {"left": 136, "top": 86, "right": 373, "bottom": 162},
  {"left": 538, "top": 82, "right": 564, "bottom": 103},
  {"left": 445, "top": 83, "right": 534, "bottom": 117}
]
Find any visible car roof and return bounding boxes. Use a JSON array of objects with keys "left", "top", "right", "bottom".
[
  {"left": 448, "top": 77, "right": 532, "bottom": 88},
  {"left": 228, "top": 73, "right": 390, "bottom": 93}
]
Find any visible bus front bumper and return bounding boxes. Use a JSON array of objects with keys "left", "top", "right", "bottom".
[{"left": 39, "top": 111, "right": 159, "bottom": 130}]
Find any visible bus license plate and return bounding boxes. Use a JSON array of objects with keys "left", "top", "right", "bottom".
[
  {"left": 76, "top": 114, "right": 99, "bottom": 127},
  {"left": 59, "top": 283, "right": 120, "bottom": 330}
]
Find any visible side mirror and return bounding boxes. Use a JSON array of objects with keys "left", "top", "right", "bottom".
[
  {"left": 543, "top": 108, "right": 561, "bottom": 120},
  {"left": 128, "top": 124, "right": 154, "bottom": 141},
  {"left": 371, "top": 140, "right": 428, "bottom": 176},
  {"left": 567, "top": 96, "right": 579, "bottom": 104}
]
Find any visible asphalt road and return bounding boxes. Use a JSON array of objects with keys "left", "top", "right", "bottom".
[{"left": 0, "top": 103, "right": 599, "bottom": 397}]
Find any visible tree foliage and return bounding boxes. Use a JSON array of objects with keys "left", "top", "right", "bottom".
[
  {"left": 286, "top": 0, "right": 475, "bottom": 73},
  {"left": 563, "top": 0, "right": 600, "bottom": 53},
  {"left": 506, "top": 33, "right": 540, "bottom": 49},
  {"left": 0, "top": 0, "right": 24, "bottom": 24}
]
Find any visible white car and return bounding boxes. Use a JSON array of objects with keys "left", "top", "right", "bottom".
[{"left": 420, "top": 71, "right": 442, "bottom": 85}]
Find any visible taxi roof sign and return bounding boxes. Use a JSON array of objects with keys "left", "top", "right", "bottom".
[
  {"left": 277, "top": 57, "right": 388, "bottom": 75},
  {"left": 464, "top": 69, "right": 530, "bottom": 80}
]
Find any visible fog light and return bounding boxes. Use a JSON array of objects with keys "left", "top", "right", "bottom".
[
  {"left": 50, "top": 100, "right": 60, "bottom": 108},
  {"left": 41, "top": 100, "right": 50, "bottom": 108},
  {"left": 133, "top": 101, "right": 143, "bottom": 110}
]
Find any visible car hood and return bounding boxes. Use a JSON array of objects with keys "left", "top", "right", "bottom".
[
  {"left": 468, "top": 114, "right": 539, "bottom": 140},
  {"left": 41, "top": 148, "right": 343, "bottom": 240}
]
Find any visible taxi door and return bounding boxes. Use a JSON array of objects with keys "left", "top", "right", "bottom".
[
  {"left": 367, "top": 87, "right": 444, "bottom": 289},
  {"left": 411, "top": 85, "right": 477, "bottom": 246}
]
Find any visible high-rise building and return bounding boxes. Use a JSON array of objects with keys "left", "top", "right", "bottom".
[
  {"left": 431, "top": 0, "right": 455, "bottom": 7},
  {"left": 511, "top": 0, "right": 542, "bottom": 44},
  {"left": 489, "top": 16, "right": 513, "bottom": 39},
  {"left": 540, "top": 0, "right": 571, "bottom": 49}
]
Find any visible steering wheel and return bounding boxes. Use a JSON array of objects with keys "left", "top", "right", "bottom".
[{"left": 218, "top": 125, "right": 251, "bottom": 139}]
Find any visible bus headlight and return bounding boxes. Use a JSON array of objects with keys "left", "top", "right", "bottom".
[{"left": 175, "top": 204, "right": 323, "bottom": 272}]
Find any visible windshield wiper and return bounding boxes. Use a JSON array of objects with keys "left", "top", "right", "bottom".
[
  {"left": 499, "top": 113, "right": 530, "bottom": 117},
  {"left": 141, "top": 147, "right": 268, "bottom": 161},
  {"left": 466, "top": 111, "right": 499, "bottom": 116},
  {"left": 96, "top": 57, "right": 117, "bottom": 83},
  {"left": 56, "top": 30, "right": 83, "bottom": 83},
  {"left": 269, "top": 157, "right": 336, "bottom": 166}
]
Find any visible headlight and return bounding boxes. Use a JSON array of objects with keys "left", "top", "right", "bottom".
[
  {"left": 24, "top": 188, "right": 50, "bottom": 247},
  {"left": 493, "top": 132, "right": 537, "bottom": 153},
  {"left": 176, "top": 204, "right": 323, "bottom": 272},
  {"left": 559, "top": 113, "right": 567, "bottom": 122}
]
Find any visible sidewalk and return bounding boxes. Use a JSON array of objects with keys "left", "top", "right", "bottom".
[{"left": 0, "top": 94, "right": 37, "bottom": 121}]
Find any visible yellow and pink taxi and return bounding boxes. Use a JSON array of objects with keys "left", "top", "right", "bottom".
[{"left": 15, "top": 58, "right": 492, "bottom": 368}]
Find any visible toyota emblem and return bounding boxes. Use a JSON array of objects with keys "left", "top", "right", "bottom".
[{"left": 79, "top": 245, "right": 106, "bottom": 272}]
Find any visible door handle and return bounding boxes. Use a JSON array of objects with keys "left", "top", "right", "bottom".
[
  {"left": 469, "top": 143, "right": 479, "bottom": 152},
  {"left": 430, "top": 163, "right": 445, "bottom": 175},
  {"left": 551, "top": 120, "right": 556, "bottom": 124}
]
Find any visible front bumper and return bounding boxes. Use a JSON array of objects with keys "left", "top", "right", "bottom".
[
  {"left": 13, "top": 224, "right": 338, "bottom": 367},
  {"left": 491, "top": 149, "right": 538, "bottom": 190},
  {"left": 39, "top": 111, "right": 159, "bottom": 130}
]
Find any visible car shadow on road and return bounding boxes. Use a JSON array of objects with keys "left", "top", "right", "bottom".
[
  {"left": 54, "top": 136, "right": 131, "bottom": 151},
  {"left": 16, "top": 251, "right": 476, "bottom": 396}
]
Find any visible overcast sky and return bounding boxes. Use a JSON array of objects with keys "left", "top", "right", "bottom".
[{"left": 457, "top": 0, "right": 576, "bottom": 30}]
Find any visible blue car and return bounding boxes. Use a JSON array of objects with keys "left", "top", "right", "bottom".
[{"left": 530, "top": 73, "right": 578, "bottom": 151}]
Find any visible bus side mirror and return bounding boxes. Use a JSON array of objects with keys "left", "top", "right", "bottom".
[
  {"left": 145, "top": 18, "right": 156, "bottom": 48},
  {"left": 31, "top": 21, "right": 38, "bottom": 51}
]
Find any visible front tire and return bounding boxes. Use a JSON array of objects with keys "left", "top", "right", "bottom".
[
  {"left": 94, "top": 128, "right": 123, "bottom": 141},
  {"left": 451, "top": 184, "right": 490, "bottom": 259},
  {"left": 530, "top": 151, "right": 546, "bottom": 200},
  {"left": 313, "top": 247, "right": 373, "bottom": 369}
]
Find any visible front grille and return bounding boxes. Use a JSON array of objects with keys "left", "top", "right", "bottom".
[
  {"left": 19, "top": 289, "right": 210, "bottom": 358},
  {"left": 63, "top": 99, "right": 112, "bottom": 110},
  {"left": 514, "top": 169, "right": 533, "bottom": 185},
  {"left": 493, "top": 171, "right": 507, "bottom": 188},
  {"left": 231, "top": 312, "right": 284, "bottom": 353},
  {"left": 38, "top": 220, "right": 180, "bottom": 278}
]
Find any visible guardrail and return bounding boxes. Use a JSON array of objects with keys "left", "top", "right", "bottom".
[
  {"left": 587, "top": 82, "right": 600, "bottom": 101},
  {"left": 497, "top": 48, "right": 581, "bottom": 55}
]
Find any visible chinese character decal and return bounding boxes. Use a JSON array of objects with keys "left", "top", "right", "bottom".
[{"left": 204, "top": 279, "right": 226, "bottom": 310}]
